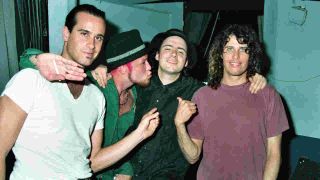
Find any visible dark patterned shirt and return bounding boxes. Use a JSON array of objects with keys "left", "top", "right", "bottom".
[{"left": 130, "top": 74, "right": 204, "bottom": 179}]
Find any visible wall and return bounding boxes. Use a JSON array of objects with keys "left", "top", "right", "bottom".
[
  {"left": 47, "top": 0, "right": 183, "bottom": 54},
  {"left": 48, "top": 0, "right": 77, "bottom": 54},
  {"left": 264, "top": 0, "right": 320, "bottom": 138},
  {"left": 80, "top": 0, "right": 183, "bottom": 42}
]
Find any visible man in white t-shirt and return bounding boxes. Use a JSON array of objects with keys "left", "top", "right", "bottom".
[{"left": 0, "top": 4, "right": 159, "bottom": 180}]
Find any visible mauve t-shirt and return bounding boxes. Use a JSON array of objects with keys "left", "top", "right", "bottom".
[{"left": 188, "top": 83, "right": 289, "bottom": 180}]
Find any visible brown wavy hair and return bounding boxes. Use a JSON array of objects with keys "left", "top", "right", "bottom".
[{"left": 208, "top": 24, "right": 265, "bottom": 89}]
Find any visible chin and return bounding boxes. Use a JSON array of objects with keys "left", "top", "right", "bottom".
[{"left": 137, "top": 79, "right": 150, "bottom": 87}]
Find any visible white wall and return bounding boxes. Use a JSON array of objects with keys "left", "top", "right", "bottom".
[{"left": 264, "top": 0, "right": 320, "bottom": 138}]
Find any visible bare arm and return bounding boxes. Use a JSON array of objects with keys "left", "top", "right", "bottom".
[
  {"left": 175, "top": 97, "right": 203, "bottom": 164},
  {"left": 263, "top": 134, "right": 282, "bottom": 180},
  {"left": 90, "top": 108, "right": 159, "bottom": 172},
  {"left": 248, "top": 73, "right": 267, "bottom": 94},
  {"left": 26, "top": 53, "right": 86, "bottom": 81},
  {"left": 0, "top": 96, "right": 27, "bottom": 180}
]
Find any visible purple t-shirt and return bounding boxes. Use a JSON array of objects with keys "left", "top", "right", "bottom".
[{"left": 188, "top": 83, "right": 289, "bottom": 180}]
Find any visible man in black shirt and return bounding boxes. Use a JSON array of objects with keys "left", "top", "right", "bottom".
[
  {"left": 18, "top": 28, "right": 266, "bottom": 179},
  {"left": 129, "top": 29, "right": 266, "bottom": 179}
]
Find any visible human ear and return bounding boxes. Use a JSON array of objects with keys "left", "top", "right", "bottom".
[
  {"left": 155, "top": 52, "right": 159, "bottom": 61},
  {"left": 63, "top": 26, "right": 70, "bottom": 41}
]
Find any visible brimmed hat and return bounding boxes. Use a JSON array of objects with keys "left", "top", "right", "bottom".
[
  {"left": 105, "top": 29, "right": 146, "bottom": 70},
  {"left": 148, "top": 29, "right": 197, "bottom": 70}
]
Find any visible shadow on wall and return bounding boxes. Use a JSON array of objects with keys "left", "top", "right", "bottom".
[{"left": 278, "top": 94, "right": 296, "bottom": 179}]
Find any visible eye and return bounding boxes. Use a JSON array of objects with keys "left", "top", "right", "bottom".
[
  {"left": 163, "top": 46, "right": 172, "bottom": 51},
  {"left": 239, "top": 47, "right": 248, "bottom": 53},
  {"left": 178, "top": 50, "right": 185, "bottom": 55},
  {"left": 224, "top": 46, "right": 234, "bottom": 53},
  {"left": 95, "top": 36, "right": 104, "bottom": 42},
  {"left": 80, "top": 31, "right": 89, "bottom": 37}
]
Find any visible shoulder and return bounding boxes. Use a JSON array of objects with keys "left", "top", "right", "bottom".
[
  {"left": 6, "top": 69, "right": 45, "bottom": 88},
  {"left": 257, "top": 84, "right": 279, "bottom": 97},
  {"left": 192, "top": 86, "right": 213, "bottom": 100},
  {"left": 16, "top": 68, "right": 41, "bottom": 79},
  {"left": 255, "top": 84, "right": 282, "bottom": 105},
  {"left": 181, "top": 76, "right": 205, "bottom": 90},
  {"left": 182, "top": 76, "right": 205, "bottom": 86}
]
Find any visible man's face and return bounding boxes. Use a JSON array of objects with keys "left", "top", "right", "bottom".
[
  {"left": 129, "top": 55, "right": 152, "bottom": 87},
  {"left": 156, "top": 36, "right": 188, "bottom": 76},
  {"left": 63, "top": 12, "right": 106, "bottom": 67},
  {"left": 222, "top": 35, "right": 249, "bottom": 80}
]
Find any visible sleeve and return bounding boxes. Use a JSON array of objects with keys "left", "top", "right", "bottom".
[
  {"left": 19, "top": 48, "right": 44, "bottom": 70},
  {"left": 2, "top": 69, "right": 41, "bottom": 113},
  {"left": 265, "top": 87, "right": 289, "bottom": 137},
  {"left": 187, "top": 91, "right": 205, "bottom": 140},
  {"left": 114, "top": 161, "right": 134, "bottom": 176},
  {"left": 94, "top": 92, "right": 106, "bottom": 130}
]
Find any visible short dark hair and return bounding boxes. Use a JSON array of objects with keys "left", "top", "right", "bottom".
[
  {"left": 65, "top": 4, "right": 106, "bottom": 32},
  {"left": 208, "top": 24, "right": 266, "bottom": 89}
]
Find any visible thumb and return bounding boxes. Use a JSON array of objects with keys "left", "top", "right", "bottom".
[{"left": 177, "top": 97, "right": 182, "bottom": 103}]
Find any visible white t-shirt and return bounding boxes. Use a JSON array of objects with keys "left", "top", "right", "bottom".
[{"left": 2, "top": 69, "right": 105, "bottom": 179}]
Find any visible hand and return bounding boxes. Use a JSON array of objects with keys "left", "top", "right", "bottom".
[
  {"left": 248, "top": 73, "right": 267, "bottom": 94},
  {"left": 91, "top": 65, "right": 112, "bottom": 88},
  {"left": 136, "top": 108, "right": 160, "bottom": 140},
  {"left": 114, "top": 174, "right": 132, "bottom": 180},
  {"left": 174, "top": 97, "right": 197, "bottom": 127},
  {"left": 34, "top": 53, "right": 86, "bottom": 81}
]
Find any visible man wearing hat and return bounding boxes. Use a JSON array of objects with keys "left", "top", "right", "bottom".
[
  {"left": 91, "top": 29, "right": 153, "bottom": 179},
  {"left": 126, "top": 29, "right": 267, "bottom": 179},
  {"left": 19, "top": 28, "right": 266, "bottom": 179},
  {"left": 1, "top": 4, "right": 159, "bottom": 179},
  {"left": 17, "top": 29, "right": 155, "bottom": 179}
]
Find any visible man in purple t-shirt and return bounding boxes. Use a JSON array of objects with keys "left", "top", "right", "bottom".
[{"left": 174, "top": 24, "right": 289, "bottom": 180}]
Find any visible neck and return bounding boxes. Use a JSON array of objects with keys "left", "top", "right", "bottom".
[
  {"left": 112, "top": 71, "right": 133, "bottom": 95},
  {"left": 157, "top": 70, "right": 181, "bottom": 85},
  {"left": 66, "top": 79, "right": 85, "bottom": 85},
  {"left": 221, "top": 74, "right": 248, "bottom": 86}
]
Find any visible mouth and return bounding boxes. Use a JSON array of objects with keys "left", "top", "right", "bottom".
[
  {"left": 229, "top": 62, "right": 241, "bottom": 67},
  {"left": 84, "top": 52, "right": 94, "bottom": 59},
  {"left": 167, "top": 59, "right": 178, "bottom": 64}
]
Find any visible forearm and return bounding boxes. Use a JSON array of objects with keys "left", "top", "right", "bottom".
[
  {"left": 90, "top": 129, "right": 143, "bottom": 172},
  {"left": 263, "top": 152, "right": 281, "bottom": 180},
  {"left": 176, "top": 125, "right": 201, "bottom": 164}
]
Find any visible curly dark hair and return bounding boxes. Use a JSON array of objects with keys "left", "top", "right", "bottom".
[{"left": 208, "top": 24, "right": 265, "bottom": 89}]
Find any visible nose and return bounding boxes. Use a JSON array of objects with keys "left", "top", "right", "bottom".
[
  {"left": 232, "top": 49, "right": 240, "bottom": 59},
  {"left": 145, "top": 60, "right": 151, "bottom": 70},
  {"left": 87, "top": 37, "right": 95, "bottom": 50},
  {"left": 171, "top": 49, "right": 177, "bottom": 57}
]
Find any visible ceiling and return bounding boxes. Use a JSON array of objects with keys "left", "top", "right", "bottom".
[
  {"left": 101, "top": 0, "right": 264, "bottom": 11},
  {"left": 100, "top": 0, "right": 183, "bottom": 5}
]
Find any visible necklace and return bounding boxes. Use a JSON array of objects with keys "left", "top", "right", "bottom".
[{"left": 119, "top": 90, "right": 129, "bottom": 105}]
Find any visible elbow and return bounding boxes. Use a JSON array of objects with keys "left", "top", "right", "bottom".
[
  {"left": 90, "top": 156, "right": 103, "bottom": 173},
  {"left": 188, "top": 155, "right": 200, "bottom": 164},
  {"left": 90, "top": 158, "right": 98, "bottom": 173},
  {"left": 185, "top": 150, "right": 201, "bottom": 164}
]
